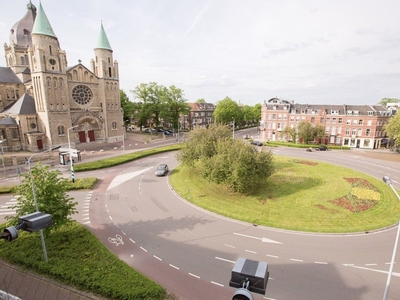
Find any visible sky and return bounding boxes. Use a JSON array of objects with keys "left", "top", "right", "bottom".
[{"left": 1, "top": 0, "right": 400, "bottom": 106}]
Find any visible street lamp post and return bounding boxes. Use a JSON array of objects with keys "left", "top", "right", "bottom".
[
  {"left": 232, "top": 118, "right": 235, "bottom": 141},
  {"left": 0, "top": 141, "right": 6, "bottom": 177},
  {"left": 28, "top": 145, "right": 61, "bottom": 262},
  {"left": 68, "top": 125, "right": 80, "bottom": 183},
  {"left": 382, "top": 176, "right": 400, "bottom": 300}
]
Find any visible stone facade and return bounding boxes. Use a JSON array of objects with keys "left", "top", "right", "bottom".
[{"left": 0, "top": 2, "right": 124, "bottom": 152}]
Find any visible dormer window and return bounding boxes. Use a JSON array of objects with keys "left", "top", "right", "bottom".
[{"left": 23, "top": 29, "right": 29, "bottom": 35}]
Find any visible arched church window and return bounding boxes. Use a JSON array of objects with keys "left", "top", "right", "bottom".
[
  {"left": 59, "top": 78, "right": 63, "bottom": 89},
  {"left": 12, "top": 128, "right": 18, "bottom": 139},
  {"left": 6, "top": 90, "right": 10, "bottom": 99},
  {"left": 53, "top": 78, "right": 57, "bottom": 88},
  {"left": 21, "top": 57, "right": 25, "bottom": 65},
  {"left": 11, "top": 89, "right": 15, "bottom": 99},
  {"left": 73, "top": 70, "right": 78, "bottom": 81},
  {"left": 47, "top": 77, "right": 51, "bottom": 88},
  {"left": 49, "top": 45, "right": 52, "bottom": 54},
  {"left": 112, "top": 122, "right": 117, "bottom": 130}
]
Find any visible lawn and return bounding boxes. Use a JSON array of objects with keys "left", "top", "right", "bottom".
[{"left": 169, "top": 156, "right": 400, "bottom": 233}]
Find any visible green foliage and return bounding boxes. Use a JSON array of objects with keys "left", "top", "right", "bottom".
[
  {"left": 0, "top": 221, "right": 166, "bottom": 300},
  {"left": 178, "top": 125, "right": 274, "bottom": 193},
  {"left": 131, "top": 82, "right": 189, "bottom": 131},
  {"left": 213, "top": 97, "right": 242, "bottom": 124},
  {"left": 176, "top": 125, "right": 232, "bottom": 166},
  {"left": 200, "top": 140, "right": 274, "bottom": 193},
  {"left": 384, "top": 112, "right": 400, "bottom": 147},
  {"left": 75, "top": 144, "right": 182, "bottom": 172},
  {"left": 170, "top": 157, "right": 400, "bottom": 233},
  {"left": 280, "top": 126, "right": 297, "bottom": 141},
  {"left": 65, "top": 177, "right": 99, "bottom": 190},
  {"left": 120, "top": 89, "right": 135, "bottom": 125},
  {"left": 379, "top": 98, "right": 399, "bottom": 107},
  {"left": 7, "top": 163, "right": 77, "bottom": 230}
]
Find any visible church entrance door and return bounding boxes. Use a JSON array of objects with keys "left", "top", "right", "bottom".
[
  {"left": 88, "top": 130, "right": 95, "bottom": 142},
  {"left": 37, "top": 139, "right": 43, "bottom": 150},
  {"left": 78, "top": 131, "right": 86, "bottom": 143}
]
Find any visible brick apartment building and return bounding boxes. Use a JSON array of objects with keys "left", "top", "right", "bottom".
[
  {"left": 185, "top": 102, "right": 215, "bottom": 130},
  {"left": 260, "top": 97, "right": 393, "bottom": 149}
]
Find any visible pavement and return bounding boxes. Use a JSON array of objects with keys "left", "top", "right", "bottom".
[{"left": 0, "top": 135, "right": 398, "bottom": 300}]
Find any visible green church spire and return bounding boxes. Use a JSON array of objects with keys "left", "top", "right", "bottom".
[
  {"left": 31, "top": 2, "right": 57, "bottom": 38},
  {"left": 95, "top": 22, "right": 112, "bottom": 51}
]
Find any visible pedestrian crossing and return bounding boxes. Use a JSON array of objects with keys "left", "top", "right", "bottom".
[{"left": 0, "top": 196, "right": 18, "bottom": 217}]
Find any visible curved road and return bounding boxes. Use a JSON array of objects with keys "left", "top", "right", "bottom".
[{"left": 86, "top": 146, "right": 400, "bottom": 300}]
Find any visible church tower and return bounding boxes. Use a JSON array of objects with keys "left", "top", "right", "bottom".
[
  {"left": 28, "top": 2, "right": 72, "bottom": 147},
  {"left": 91, "top": 23, "right": 123, "bottom": 141}
]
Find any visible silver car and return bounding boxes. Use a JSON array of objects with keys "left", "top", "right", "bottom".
[{"left": 155, "top": 164, "right": 169, "bottom": 176}]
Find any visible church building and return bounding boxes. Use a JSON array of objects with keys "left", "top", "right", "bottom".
[{"left": 0, "top": 1, "right": 124, "bottom": 152}]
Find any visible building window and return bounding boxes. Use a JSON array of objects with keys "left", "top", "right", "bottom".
[
  {"left": 366, "top": 129, "right": 370, "bottom": 136},
  {"left": 112, "top": 122, "right": 117, "bottom": 130},
  {"left": 346, "top": 119, "right": 351, "bottom": 125},
  {"left": 11, "top": 128, "right": 18, "bottom": 139},
  {"left": 345, "top": 128, "right": 350, "bottom": 135},
  {"left": 358, "top": 119, "right": 363, "bottom": 125},
  {"left": 332, "top": 118, "right": 336, "bottom": 124},
  {"left": 367, "top": 120, "right": 372, "bottom": 126},
  {"left": 358, "top": 129, "right": 362, "bottom": 136},
  {"left": 338, "top": 118, "right": 343, "bottom": 124},
  {"left": 58, "top": 125, "right": 65, "bottom": 135},
  {"left": 326, "top": 118, "right": 330, "bottom": 123}
]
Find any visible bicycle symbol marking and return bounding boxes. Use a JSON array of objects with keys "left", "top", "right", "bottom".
[{"left": 108, "top": 234, "right": 124, "bottom": 246}]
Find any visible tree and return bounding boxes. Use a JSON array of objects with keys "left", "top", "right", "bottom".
[
  {"left": 379, "top": 98, "right": 399, "bottom": 107},
  {"left": 384, "top": 112, "right": 400, "bottom": 147},
  {"left": 177, "top": 124, "right": 232, "bottom": 167},
  {"left": 213, "top": 97, "right": 242, "bottom": 125},
  {"left": 8, "top": 163, "right": 77, "bottom": 232},
  {"left": 297, "top": 122, "right": 326, "bottom": 144},
  {"left": 120, "top": 90, "right": 135, "bottom": 125},
  {"left": 161, "top": 85, "right": 190, "bottom": 133},
  {"left": 196, "top": 98, "right": 206, "bottom": 103},
  {"left": 280, "top": 126, "right": 297, "bottom": 142},
  {"left": 177, "top": 125, "right": 275, "bottom": 194}
]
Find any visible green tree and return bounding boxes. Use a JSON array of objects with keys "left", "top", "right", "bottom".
[
  {"left": 213, "top": 97, "right": 242, "bottom": 125},
  {"left": 253, "top": 103, "right": 261, "bottom": 124},
  {"left": 196, "top": 98, "right": 206, "bottom": 103},
  {"left": 177, "top": 125, "right": 232, "bottom": 166},
  {"left": 379, "top": 98, "right": 399, "bottom": 107},
  {"left": 161, "top": 85, "right": 190, "bottom": 133},
  {"left": 241, "top": 105, "right": 254, "bottom": 126},
  {"left": 177, "top": 125, "right": 275, "bottom": 193},
  {"left": 384, "top": 112, "right": 400, "bottom": 147},
  {"left": 131, "top": 82, "right": 166, "bottom": 128},
  {"left": 120, "top": 90, "right": 135, "bottom": 125},
  {"left": 8, "top": 163, "right": 77, "bottom": 231},
  {"left": 280, "top": 126, "right": 297, "bottom": 142}
]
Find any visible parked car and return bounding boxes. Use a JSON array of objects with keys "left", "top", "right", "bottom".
[
  {"left": 306, "top": 147, "right": 312, "bottom": 152},
  {"left": 316, "top": 145, "right": 328, "bottom": 151},
  {"left": 144, "top": 128, "right": 156, "bottom": 133},
  {"left": 155, "top": 164, "right": 169, "bottom": 176},
  {"left": 250, "top": 141, "right": 263, "bottom": 146},
  {"left": 164, "top": 130, "right": 172, "bottom": 135}
]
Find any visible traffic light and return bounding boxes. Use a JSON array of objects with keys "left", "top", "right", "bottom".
[{"left": 1, "top": 212, "right": 53, "bottom": 242}]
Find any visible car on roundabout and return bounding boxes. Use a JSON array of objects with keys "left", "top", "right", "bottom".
[
  {"left": 155, "top": 164, "right": 169, "bottom": 176},
  {"left": 250, "top": 141, "right": 263, "bottom": 146},
  {"left": 316, "top": 145, "right": 328, "bottom": 151}
]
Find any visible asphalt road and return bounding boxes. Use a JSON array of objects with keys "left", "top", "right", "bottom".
[{"left": 1, "top": 130, "right": 399, "bottom": 300}]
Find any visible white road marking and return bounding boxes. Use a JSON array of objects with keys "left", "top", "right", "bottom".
[
  {"left": 290, "top": 258, "right": 303, "bottom": 262},
  {"left": 189, "top": 273, "right": 200, "bottom": 279},
  {"left": 266, "top": 254, "right": 279, "bottom": 258},
  {"left": 215, "top": 257, "right": 236, "bottom": 264},
  {"left": 153, "top": 255, "right": 162, "bottom": 261},
  {"left": 315, "top": 261, "right": 328, "bottom": 265},
  {"left": 211, "top": 281, "right": 224, "bottom": 287},
  {"left": 169, "top": 264, "right": 179, "bottom": 270},
  {"left": 107, "top": 167, "right": 153, "bottom": 190},
  {"left": 233, "top": 232, "right": 282, "bottom": 244},
  {"left": 344, "top": 264, "right": 400, "bottom": 277}
]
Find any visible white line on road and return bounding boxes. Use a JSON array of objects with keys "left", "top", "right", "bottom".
[
  {"left": 169, "top": 264, "right": 179, "bottom": 270},
  {"left": 129, "top": 238, "right": 135, "bottom": 244},
  {"left": 215, "top": 257, "right": 236, "bottom": 264},
  {"left": 245, "top": 249, "right": 257, "bottom": 254},
  {"left": 153, "top": 255, "right": 162, "bottom": 261},
  {"left": 189, "top": 273, "right": 200, "bottom": 279},
  {"left": 315, "top": 261, "right": 328, "bottom": 265},
  {"left": 233, "top": 232, "right": 282, "bottom": 244},
  {"left": 211, "top": 281, "right": 224, "bottom": 287},
  {"left": 224, "top": 244, "right": 235, "bottom": 248},
  {"left": 290, "top": 258, "right": 303, "bottom": 262},
  {"left": 140, "top": 247, "right": 147, "bottom": 252},
  {"left": 266, "top": 254, "right": 279, "bottom": 258}
]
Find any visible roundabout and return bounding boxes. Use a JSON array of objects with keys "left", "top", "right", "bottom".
[{"left": 87, "top": 147, "right": 400, "bottom": 300}]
